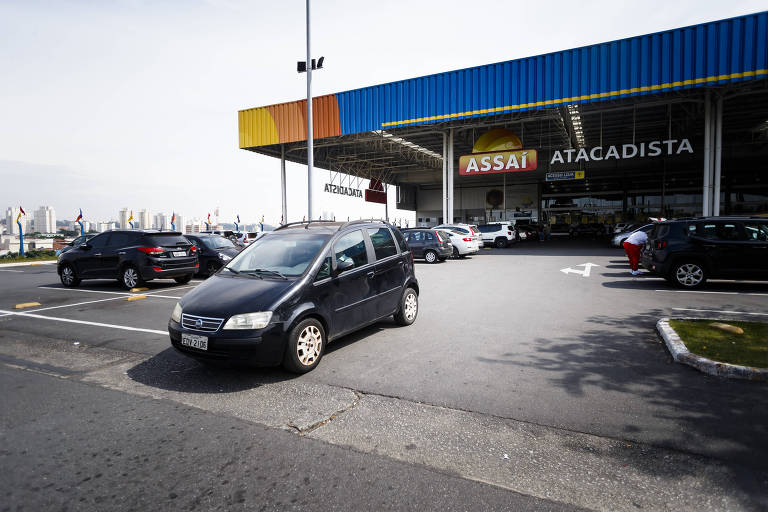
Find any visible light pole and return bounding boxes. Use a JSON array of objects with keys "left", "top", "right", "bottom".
[{"left": 297, "top": 0, "right": 323, "bottom": 222}]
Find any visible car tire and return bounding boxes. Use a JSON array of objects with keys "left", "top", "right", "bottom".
[
  {"left": 671, "top": 261, "right": 707, "bottom": 289},
  {"left": 619, "top": 238, "right": 627, "bottom": 246},
  {"left": 174, "top": 274, "right": 193, "bottom": 285},
  {"left": 494, "top": 237, "right": 507, "bottom": 248},
  {"left": 452, "top": 247, "right": 460, "bottom": 259},
  {"left": 59, "top": 264, "right": 81, "bottom": 287},
  {"left": 424, "top": 250, "right": 438, "bottom": 263},
  {"left": 120, "top": 265, "right": 145, "bottom": 290},
  {"left": 393, "top": 287, "right": 418, "bottom": 326},
  {"left": 206, "top": 261, "right": 217, "bottom": 277},
  {"left": 282, "top": 318, "right": 325, "bottom": 374}
]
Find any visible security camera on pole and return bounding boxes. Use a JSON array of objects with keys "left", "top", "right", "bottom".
[{"left": 297, "top": 0, "right": 324, "bottom": 223}]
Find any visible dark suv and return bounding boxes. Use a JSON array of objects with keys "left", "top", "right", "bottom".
[
  {"left": 57, "top": 230, "right": 198, "bottom": 289},
  {"left": 642, "top": 217, "right": 768, "bottom": 289},
  {"left": 168, "top": 220, "right": 419, "bottom": 373}
]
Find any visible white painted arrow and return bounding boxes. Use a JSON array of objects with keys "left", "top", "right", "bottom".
[{"left": 560, "top": 262, "right": 600, "bottom": 277}]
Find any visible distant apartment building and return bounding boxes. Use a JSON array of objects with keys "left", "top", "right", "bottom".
[
  {"left": 70, "top": 220, "right": 91, "bottom": 232},
  {"left": 118, "top": 208, "right": 129, "bottom": 229},
  {"left": 34, "top": 206, "right": 56, "bottom": 234},
  {"left": 5, "top": 207, "right": 20, "bottom": 234},
  {"left": 174, "top": 215, "right": 185, "bottom": 232},
  {"left": 97, "top": 222, "right": 116, "bottom": 232},
  {"left": 139, "top": 209, "right": 151, "bottom": 230},
  {"left": 153, "top": 212, "right": 169, "bottom": 231}
]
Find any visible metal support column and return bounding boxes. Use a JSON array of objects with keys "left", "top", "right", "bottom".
[
  {"left": 702, "top": 91, "right": 711, "bottom": 216},
  {"left": 280, "top": 144, "right": 287, "bottom": 223},
  {"left": 442, "top": 132, "right": 448, "bottom": 224},
  {"left": 713, "top": 96, "right": 723, "bottom": 216},
  {"left": 305, "top": 0, "right": 314, "bottom": 222},
  {"left": 447, "top": 129, "right": 454, "bottom": 224}
]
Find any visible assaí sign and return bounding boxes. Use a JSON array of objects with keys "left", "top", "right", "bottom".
[
  {"left": 550, "top": 138, "right": 693, "bottom": 165},
  {"left": 459, "top": 128, "right": 538, "bottom": 176}
]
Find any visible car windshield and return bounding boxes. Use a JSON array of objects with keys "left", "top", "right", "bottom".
[
  {"left": 226, "top": 232, "right": 330, "bottom": 277},
  {"left": 203, "top": 237, "right": 235, "bottom": 250}
]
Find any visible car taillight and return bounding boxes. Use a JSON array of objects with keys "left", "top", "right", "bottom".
[
  {"left": 138, "top": 247, "right": 164, "bottom": 255},
  {"left": 655, "top": 241, "right": 667, "bottom": 249},
  {"left": 508, "top": 231, "right": 512, "bottom": 236},
  {"left": 434, "top": 231, "right": 442, "bottom": 243},
  {"left": 190, "top": 246, "right": 197, "bottom": 253},
  {"left": 462, "top": 238, "right": 472, "bottom": 242},
  {"left": 153, "top": 267, "right": 163, "bottom": 272}
]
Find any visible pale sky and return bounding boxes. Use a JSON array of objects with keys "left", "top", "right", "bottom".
[{"left": 1, "top": 0, "right": 765, "bottom": 225}]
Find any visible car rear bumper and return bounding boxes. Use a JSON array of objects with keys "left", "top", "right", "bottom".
[
  {"left": 141, "top": 259, "right": 198, "bottom": 279},
  {"left": 168, "top": 320, "right": 286, "bottom": 366}
]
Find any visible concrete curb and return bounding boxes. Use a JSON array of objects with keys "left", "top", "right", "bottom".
[
  {"left": 657, "top": 317, "right": 768, "bottom": 381},
  {"left": 0, "top": 260, "right": 57, "bottom": 268}
]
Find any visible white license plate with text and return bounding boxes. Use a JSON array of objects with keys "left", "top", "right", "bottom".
[
  {"left": 181, "top": 333, "right": 208, "bottom": 350},
  {"left": 173, "top": 251, "right": 187, "bottom": 257}
]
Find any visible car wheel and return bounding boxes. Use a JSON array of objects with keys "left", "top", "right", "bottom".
[
  {"left": 671, "top": 262, "right": 707, "bottom": 289},
  {"left": 206, "top": 261, "right": 217, "bottom": 276},
  {"left": 120, "top": 265, "right": 144, "bottom": 290},
  {"left": 394, "top": 287, "right": 418, "bottom": 326},
  {"left": 619, "top": 238, "right": 627, "bottom": 246},
  {"left": 494, "top": 238, "right": 507, "bottom": 248},
  {"left": 174, "top": 274, "right": 193, "bottom": 285},
  {"left": 452, "top": 247, "right": 460, "bottom": 259},
  {"left": 59, "top": 265, "right": 80, "bottom": 287},
  {"left": 282, "top": 318, "right": 325, "bottom": 374},
  {"left": 424, "top": 250, "right": 438, "bottom": 263}
]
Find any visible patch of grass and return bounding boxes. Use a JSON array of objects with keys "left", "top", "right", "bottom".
[
  {"left": 0, "top": 249, "right": 58, "bottom": 263},
  {"left": 669, "top": 319, "right": 768, "bottom": 368}
]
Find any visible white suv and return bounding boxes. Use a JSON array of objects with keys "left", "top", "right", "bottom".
[{"left": 477, "top": 222, "right": 517, "bottom": 248}]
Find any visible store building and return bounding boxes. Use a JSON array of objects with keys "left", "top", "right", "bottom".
[{"left": 238, "top": 12, "right": 768, "bottom": 229}]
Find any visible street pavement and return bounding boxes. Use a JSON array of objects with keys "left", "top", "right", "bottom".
[{"left": 1, "top": 240, "right": 766, "bottom": 510}]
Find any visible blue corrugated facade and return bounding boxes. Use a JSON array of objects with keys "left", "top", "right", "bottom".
[{"left": 335, "top": 11, "right": 767, "bottom": 134}]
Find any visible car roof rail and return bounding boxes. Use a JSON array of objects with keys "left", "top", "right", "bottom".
[{"left": 340, "top": 218, "right": 391, "bottom": 229}]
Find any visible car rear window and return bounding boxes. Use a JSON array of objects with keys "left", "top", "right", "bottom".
[
  {"left": 451, "top": 227, "right": 469, "bottom": 234},
  {"left": 744, "top": 223, "right": 768, "bottom": 241},
  {"left": 144, "top": 235, "right": 191, "bottom": 247},
  {"left": 392, "top": 228, "right": 408, "bottom": 252},
  {"left": 367, "top": 228, "right": 398, "bottom": 260},
  {"left": 478, "top": 225, "right": 499, "bottom": 233}
]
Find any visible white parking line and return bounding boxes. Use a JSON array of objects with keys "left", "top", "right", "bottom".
[
  {"left": 20, "top": 296, "right": 140, "bottom": 313},
  {"left": 38, "top": 286, "right": 183, "bottom": 299},
  {"left": 672, "top": 308, "right": 768, "bottom": 316},
  {"left": 0, "top": 269, "right": 24, "bottom": 273},
  {"left": 655, "top": 289, "right": 768, "bottom": 296},
  {"left": 0, "top": 309, "right": 168, "bottom": 335}
]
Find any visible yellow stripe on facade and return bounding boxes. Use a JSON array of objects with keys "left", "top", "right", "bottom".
[{"left": 381, "top": 69, "right": 768, "bottom": 128}]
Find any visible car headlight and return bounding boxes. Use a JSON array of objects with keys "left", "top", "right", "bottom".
[
  {"left": 218, "top": 253, "right": 231, "bottom": 261},
  {"left": 171, "top": 302, "right": 182, "bottom": 323},
  {"left": 223, "top": 311, "right": 272, "bottom": 330}
]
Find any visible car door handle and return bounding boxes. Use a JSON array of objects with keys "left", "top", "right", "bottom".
[
  {"left": 93, "top": 253, "right": 102, "bottom": 256},
  {"left": 118, "top": 251, "right": 126, "bottom": 255},
  {"left": 702, "top": 244, "right": 716, "bottom": 248},
  {"left": 367, "top": 271, "right": 375, "bottom": 279}
]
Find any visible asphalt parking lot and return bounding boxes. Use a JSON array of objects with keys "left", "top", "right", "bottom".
[{"left": 1, "top": 241, "right": 767, "bottom": 510}]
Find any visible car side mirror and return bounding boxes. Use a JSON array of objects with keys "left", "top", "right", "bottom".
[{"left": 336, "top": 259, "right": 354, "bottom": 274}]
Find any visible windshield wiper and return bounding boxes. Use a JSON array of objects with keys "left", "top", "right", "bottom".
[
  {"left": 242, "top": 268, "right": 287, "bottom": 280},
  {"left": 223, "top": 267, "right": 240, "bottom": 274}
]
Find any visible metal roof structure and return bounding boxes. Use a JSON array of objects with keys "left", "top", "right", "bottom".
[{"left": 239, "top": 11, "right": 768, "bottom": 187}]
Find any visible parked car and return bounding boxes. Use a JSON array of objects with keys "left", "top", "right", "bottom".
[
  {"left": 434, "top": 224, "right": 482, "bottom": 251},
  {"left": 569, "top": 223, "right": 605, "bottom": 238},
  {"left": 642, "top": 216, "right": 768, "bottom": 289},
  {"left": 233, "top": 231, "right": 260, "bottom": 248},
  {"left": 477, "top": 223, "right": 516, "bottom": 248},
  {"left": 516, "top": 225, "right": 539, "bottom": 241},
  {"left": 56, "top": 234, "right": 95, "bottom": 256},
  {"left": 58, "top": 230, "right": 198, "bottom": 289},
  {"left": 442, "top": 229, "right": 480, "bottom": 258},
  {"left": 401, "top": 228, "right": 453, "bottom": 262},
  {"left": 184, "top": 234, "right": 240, "bottom": 277},
  {"left": 611, "top": 224, "right": 652, "bottom": 247},
  {"left": 168, "top": 220, "right": 419, "bottom": 373}
]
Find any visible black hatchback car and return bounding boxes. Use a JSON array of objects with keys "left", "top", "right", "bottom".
[
  {"left": 401, "top": 228, "right": 453, "bottom": 263},
  {"left": 57, "top": 230, "right": 198, "bottom": 289},
  {"left": 184, "top": 234, "right": 240, "bottom": 277},
  {"left": 642, "top": 216, "right": 768, "bottom": 289},
  {"left": 168, "top": 220, "right": 419, "bottom": 373}
]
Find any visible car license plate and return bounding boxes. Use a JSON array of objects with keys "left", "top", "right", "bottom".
[
  {"left": 181, "top": 333, "right": 208, "bottom": 350},
  {"left": 173, "top": 251, "right": 186, "bottom": 257}
]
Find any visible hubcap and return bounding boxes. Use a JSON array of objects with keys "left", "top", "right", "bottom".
[
  {"left": 124, "top": 268, "right": 138, "bottom": 288},
  {"left": 426, "top": 252, "right": 436, "bottom": 263},
  {"left": 676, "top": 264, "right": 703, "bottom": 287},
  {"left": 297, "top": 325, "right": 322, "bottom": 366},
  {"left": 62, "top": 267, "right": 73, "bottom": 284},
  {"left": 404, "top": 293, "right": 417, "bottom": 321}
]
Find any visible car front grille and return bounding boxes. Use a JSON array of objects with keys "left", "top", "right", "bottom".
[{"left": 181, "top": 313, "right": 225, "bottom": 332}]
